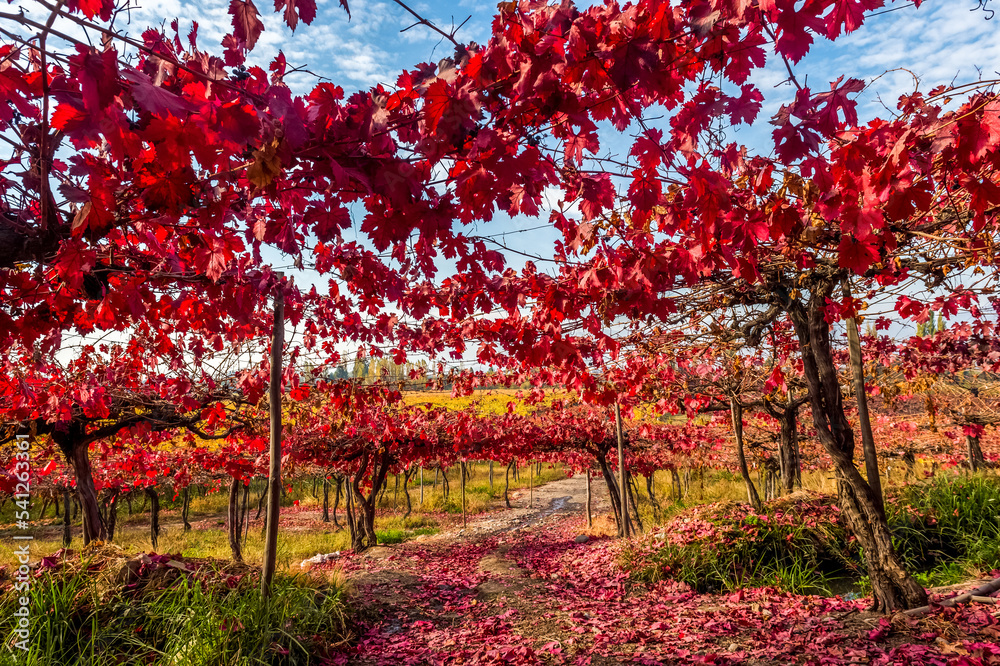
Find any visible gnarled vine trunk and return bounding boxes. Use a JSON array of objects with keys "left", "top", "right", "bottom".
[
  {"left": 626, "top": 471, "right": 643, "bottom": 533},
  {"left": 784, "top": 283, "right": 926, "bottom": 612},
  {"left": 730, "top": 399, "right": 763, "bottom": 512},
  {"left": 54, "top": 427, "right": 106, "bottom": 544},
  {"left": 968, "top": 435, "right": 987, "bottom": 472},
  {"left": 322, "top": 478, "right": 331, "bottom": 522},
  {"left": 146, "top": 487, "right": 160, "bottom": 550},
  {"left": 62, "top": 487, "right": 72, "bottom": 547},
  {"left": 504, "top": 462, "right": 513, "bottom": 508},
  {"left": 402, "top": 466, "right": 414, "bottom": 520},
  {"left": 596, "top": 450, "right": 633, "bottom": 537},
  {"left": 181, "top": 486, "right": 192, "bottom": 531},
  {"left": 228, "top": 476, "right": 244, "bottom": 562},
  {"left": 101, "top": 490, "right": 119, "bottom": 541},
  {"left": 346, "top": 450, "right": 391, "bottom": 552},
  {"left": 778, "top": 402, "right": 800, "bottom": 493},
  {"left": 332, "top": 476, "right": 343, "bottom": 529},
  {"left": 646, "top": 472, "right": 662, "bottom": 518}
]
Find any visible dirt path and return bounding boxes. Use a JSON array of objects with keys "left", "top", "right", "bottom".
[
  {"left": 327, "top": 474, "right": 624, "bottom": 664},
  {"left": 403, "top": 473, "right": 610, "bottom": 544}
]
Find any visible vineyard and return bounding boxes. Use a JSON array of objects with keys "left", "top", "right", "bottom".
[{"left": 2, "top": 0, "right": 1000, "bottom": 664}]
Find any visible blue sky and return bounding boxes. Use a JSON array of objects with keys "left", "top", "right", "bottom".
[
  {"left": 129, "top": 1, "right": 997, "bottom": 125},
  {"left": 23, "top": 0, "right": 993, "bottom": 120}
]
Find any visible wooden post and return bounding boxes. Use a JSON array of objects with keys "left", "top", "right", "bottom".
[
  {"left": 586, "top": 471, "right": 592, "bottom": 528},
  {"left": 461, "top": 462, "right": 467, "bottom": 528},
  {"left": 419, "top": 466, "right": 424, "bottom": 506},
  {"left": 261, "top": 275, "right": 284, "bottom": 598},
  {"left": 616, "top": 403, "right": 630, "bottom": 537},
  {"left": 844, "top": 284, "right": 884, "bottom": 517}
]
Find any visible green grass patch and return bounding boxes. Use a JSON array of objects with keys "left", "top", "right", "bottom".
[
  {"left": 621, "top": 494, "right": 854, "bottom": 595},
  {"left": 0, "top": 554, "right": 348, "bottom": 666},
  {"left": 887, "top": 474, "right": 1000, "bottom": 587},
  {"left": 622, "top": 474, "right": 1000, "bottom": 597}
]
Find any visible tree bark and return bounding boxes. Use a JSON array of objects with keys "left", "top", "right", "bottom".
[
  {"left": 778, "top": 399, "right": 800, "bottom": 494},
  {"left": 241, "top": 482, "right": 250, "bottom": 545},
  {"left": 62, "top": 487, "right": 72, "bottom": 547},
  {"left": 615, "top": 404, "right": 630, "bottom": 538},
  {"left": 784, "top": 284, "right": 926, "bottom": 612},
  {"left": 460, "top": 462, "right": 467, "bottom": 526},
  {"left": 403, "top": 466, "right": 414, "bottom": 520},
  {"left": 647, "top": 472, "right": 663, "bottom": 514},
  {"left": 626, "top": 471, "right": 643, "bottom": 533},
  {"left": 504, "top": 462, "right": 513, "bottom": 508},
  {"left": 262, "top": 278, "right": 284, "bottom": 598},
  {"left": 181, "top": 486, "right": 192, "bottom": 531},
  {"left": 146, "top": 487, "right": 160, "bottom": 550},
  {"left": 102, "top": 491, "right": 119, "bottom": 542},
  {"left": 597, "top": 452, "right": 632, "bottom": 537},
  {"left": 322, "top": 478, "right": 331, "bottom": 522},
  {"left": 671, "top": 468, "right": 682, "bottom": 502},
  {"left": 64, "top": 438, "right": 106, "bottom": 544},
  {"left": 332, "top": 476, "right": 343, "bottom": 530},
  {"left": 346, "top": 450, "right": 390, "bottom": 552},
  {"left": 968, "top": 435, "right": 987, "bottom": 472},
  {"left": 255, "top": 479, "right": 268, "bottom": 520},
  {"left": 731, "top": 398, "right": 763, "bottom": 512},
  {"left": 528, "top": 460, "right": 533, "bottom": 508},
  {"left": 228, "top": 476, "right": 243, "bottom": 562}
]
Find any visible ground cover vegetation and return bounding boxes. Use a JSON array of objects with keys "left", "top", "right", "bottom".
[
  {"left": 2, "top": 0, "right": 1000, "bottom": 662},
  {"left": 622, "top": 474, "right": 1000, "bottom": 596}
]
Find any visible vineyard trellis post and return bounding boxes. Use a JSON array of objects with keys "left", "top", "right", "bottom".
[
  {"left": 261, "top": 275, "right": 284, "bottom": 598},
  {"left": 844, "top": 284, "right": 884, "bottom": 517}
]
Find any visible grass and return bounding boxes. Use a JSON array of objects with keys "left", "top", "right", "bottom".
[
  {"left": 621, "top": 469, "right": 1000, "bottom": 597},
  {"left": 0, "top": 553, "right": 348, "bottom": 666},
  {"left": 887, "top": 474, "right": 1000, "bottom": 587},
  {"left": 0, "top": 459, "right": 565, "bottom": 664},
  {"left": 0, "top": 462, "right": 566, "bottom": 570},
  {"left": 620, "top": 493, "right": 854, "bottom": 595}
]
